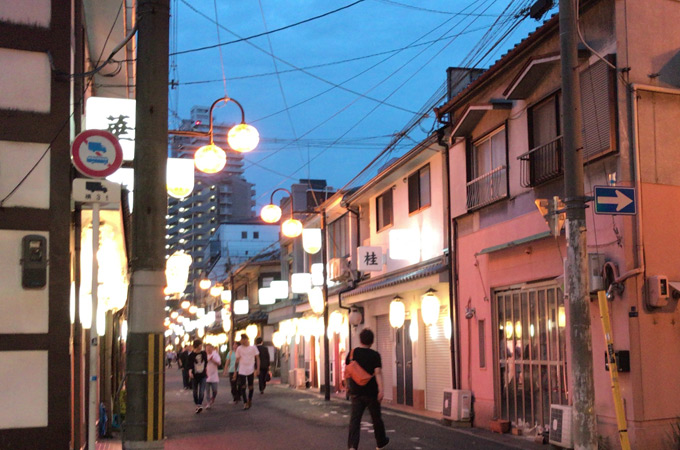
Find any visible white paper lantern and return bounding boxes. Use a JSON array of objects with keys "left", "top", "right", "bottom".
[
  {"left": 311, "top": 263, "right": 325, "bottom": 286},
  {"left": 302, "top": 228, "right": 322, "bottom": 254},
  {"left": 409, "top": 317, "right": 418, "bottom": 342},
  {"left": 389, "top": 297, "right": 405, "bottom": 328},
  {"left": 270, "top": 280, "right": 289, "bottom": 299},
  {"left": 166, "top": 157, "right": 194, "bottom": 199},
  {"left": 221, "top": 290, "right": 232, "bottom": 303},
  {"left": 329, "top": 311, "right": 343, "bottom": 335},
  {"left": 291, "top": 273, "right": 312, "bottom": 294},
  {"left": 246, "top": 323, "right": 259, "bottom": 341},
  {"left": 258, "top": 287, "right": 276, "bottom": 305},
  {"left": 308, "top": 287, "right": 324, "bottom": 314},
  {"left": 205, "top": 311, "right": 216, "bottom": 325},
  {"left": 210, "top": 285, "right": 224, "bottom": 297},
  {"left": 165, "top": 251, "right": 192, "bottom": 295},
  {"left": 233, "top": 299, "right": 249, "bottom": 315},
  {"left": 421, "top": 289, "right": 440, "bottom": 327},
  {"left": 272, "top": 331, "right": 285, "bottom": 348},
  {"left": 444, "top": 315, "right": 452, "bottom": 340}
]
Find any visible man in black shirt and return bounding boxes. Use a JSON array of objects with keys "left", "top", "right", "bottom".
[
  {"left": 346, "top": 328, "right": 389, "bottom": 450},
  {"left": 255, "top": 337, "right": 271, "bottom": 394},
  {"left": 187, "top": 339, "right": 208, "bottom": 414},
  {"left": 178, "top": 345, "right": 191, "bottom": 390}
]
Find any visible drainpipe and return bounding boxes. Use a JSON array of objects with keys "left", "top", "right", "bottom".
[
  {"left": 340, "top": 204, "right": 361, "bottom": 351},
  {"left": 438, "top": 127, "right": 460, "bottom": 389}
]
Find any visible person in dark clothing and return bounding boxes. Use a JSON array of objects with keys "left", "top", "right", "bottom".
[
  {"left": 178, "top": 345, "right": 191, "bottom": 390},
  {"left": 346, "top": 328, "right": 389, "bottom": 450},
  {"left": 187, "top": 339, "right": 209, "bottom": 414},
  {"left": 255, "top": 337, "right": 271, "bottom": 394}
]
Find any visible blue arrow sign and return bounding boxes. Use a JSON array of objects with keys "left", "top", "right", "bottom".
[{"left": 594, "top": 186, "right": 636, "bottom": 215}]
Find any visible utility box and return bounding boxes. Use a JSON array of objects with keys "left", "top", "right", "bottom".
[
  {"left": 647, "top": 275, "right": 669, "bottom": 308},
  {"left": 442, "top": 389, "right": 471, "bottom": 421},
  {"left": 587, "top": 253, "right": 606, "bottom": 293}
]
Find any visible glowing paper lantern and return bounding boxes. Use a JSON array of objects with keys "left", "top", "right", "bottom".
[
  {"left": 421, "top": 289, "right": 440, "bottom": 326},
  {"left": 329, "top": 311, "right": 343, "bottom": 334},
  {"left": 181, "top": 300, "right": 190, "bottom": 309},
  {"left": 199, "top": 278, "right": 212, "bottom": 290},
  {"left": 558, "top": 306, "right": 566, "bottom": 328},
  {"left": 282, "top": 218, "right": 303, "bottom": 238},
  {"left": 270, "top": 280, "right": 289, "bottom": 299},
  {"left": 121, "top": 320, "right": 128, "bottom": 341},
  {"left": 260, "top": 204, "right": 282, "bottom": 223},
  {"left": 348, "top": 307, "right": 363, "bottom": 326},
  {"left": 514, "top": 321, "right": 522, "bottom": 339},
  {"left": 505, "top": 320, "right": 513, "bottom": 340},
  {"left": 165, "top": 251, "right": 192, "bottom": 295},
  {"left": 194, "top": 144, "right": 226, "bottom": 174},
  {"left": 227, "top": 123, "right": 259, "bottom": 153},
  {"left": 245, "top": 323, "right": 258, "bottom": 341},
  {"left": 221, "top": 290, "right": 232, "bottom": 303},
  {"left": 311, "top": 263, "right": 325, "bottom": 286},
  {"left": 389, "top": 297, "right": 405, "bottom": 328},
  {"left": 409, "top": 317, "right": 418, "bottom": 342},
  {"left": 166, "top": 157, "right": 194, "bottom": 198},
  {"left": 189, "top": 305, "right": 197, "bottom": 315},
  {"left": 302, "top": 228, "right": 322, "bottom": 254},
  {"left": 272, "top": 331, "right": 285, "bottom": 348},
  {"left": 258, "top": 287, "right": 276, "bottom": 305},
  {"left": 205, "top": 311, "right": 216, "bottom": 325},
  {"left": 170, "top": 311, "right": 179, "bottom": 319},
  {"left": 444, "top": 316, "right": 452, "bottom": 340},
  {"left": 291, "top": 273, "right": 312, "bottom": 294},
  {"left": 308, "top": 287, "right": 324, "bottom": 314},
  {"left": 96, "top": 301, "right": 106, "bottom": 337},
  {"left": 234, "top": 299, "right": 249, "bottom": 315}
]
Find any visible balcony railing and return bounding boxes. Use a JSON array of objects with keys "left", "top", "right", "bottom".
[
  {"left": 518, "top": 135, "right": 563, "bottom": 187},
  {"left": 466, "top": 165, "right": 508, "bottom": 210}
]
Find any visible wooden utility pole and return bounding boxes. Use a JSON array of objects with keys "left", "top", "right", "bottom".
[
  {"left": 559, "top": 0, "right": 597, "bottom": 448},
  {"left": 123, "top": 0, "right": 169, "bottom": 448}
]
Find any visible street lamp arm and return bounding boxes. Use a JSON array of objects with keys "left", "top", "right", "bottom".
[{"left": 209, "top": 97, "right": 246, "bottom": 145}]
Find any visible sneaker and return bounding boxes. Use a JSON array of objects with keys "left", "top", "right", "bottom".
[
  {"left": 243, "top": 403, "right": 249, "bottom": 410},
  {"left": 195, "top": 406, "right": 203, "bottom": 414},
  {"left": 206, "top": 403, "right": 211, "bottom": 410},
  {"left": 376, "top": 437, "right": 390, "bottom": 449},
  {"left": 233, "top": 399, "right": 239, "bottom": 404}
]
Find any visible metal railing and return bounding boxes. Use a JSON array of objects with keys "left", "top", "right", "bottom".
[
  {"left": 466, "top": 165, "right": 508, "bottom": 210},
  {"left": 518, "top": 135, "right": 563, "bottom": 188}
]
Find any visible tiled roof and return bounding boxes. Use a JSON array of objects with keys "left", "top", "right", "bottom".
[{"left": 344, "top": 257, "right": 447, "bottom": 298}]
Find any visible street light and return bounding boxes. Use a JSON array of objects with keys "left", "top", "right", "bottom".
[
  {"left": 168, "top": 96, "right": 259, "bottom": 174},
  {"left": 260, "top": 188, "right": 302, "bottom": 238}
]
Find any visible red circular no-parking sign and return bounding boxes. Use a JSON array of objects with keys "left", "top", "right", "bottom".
[{"left": 71, "top": 129, "right": 123, "bottom": 178}]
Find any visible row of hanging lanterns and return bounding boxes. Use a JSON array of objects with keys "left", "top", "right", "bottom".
[{"left": 389, "top": 289, "right": 441, "bottom": 330}]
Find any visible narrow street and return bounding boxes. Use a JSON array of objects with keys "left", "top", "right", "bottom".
[{"left": 156, "top": 368, "right": 544, "bottom": 450}]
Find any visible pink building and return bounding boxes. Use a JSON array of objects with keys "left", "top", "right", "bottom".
[{"left": 435, "top": 0, "right": 680, "bottom": 448}]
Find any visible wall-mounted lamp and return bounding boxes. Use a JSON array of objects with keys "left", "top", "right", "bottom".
[
  {"left": 168, "top": 97, "right": 259, "bottom": 174},
  {"left": 465, "top": 306, "right": 476, "bottom": 320},
  {"left": 348, "top": 306, "right": 364, "bottom": 326}
]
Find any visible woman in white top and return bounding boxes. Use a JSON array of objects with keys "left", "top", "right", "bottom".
[{"left": 205, "top": 344, "right": 221, "bottom": 408}]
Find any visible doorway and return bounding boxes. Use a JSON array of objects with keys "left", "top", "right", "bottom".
[{"left": 395, "top": 319, "right": 414, "bottom": 406}]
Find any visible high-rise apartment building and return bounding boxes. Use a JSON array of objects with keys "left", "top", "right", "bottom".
[{"left": 167, "top": 106, "right": 256, "bottom": 292}]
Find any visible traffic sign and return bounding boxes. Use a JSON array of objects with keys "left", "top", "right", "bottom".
[
  {"left": 594, "top": 186, "right": 636, "bottom": 215},
  {"left": 71, "top": 129, "right": 123, "bottom": 178},
  {"left": 72, "top": 178, "right": 121, "bottom": 204}
]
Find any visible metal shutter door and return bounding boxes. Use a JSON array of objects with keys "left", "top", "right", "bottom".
[
  {"left": 376, "top": 315, "right": 394, "bottom": 402},
  {"left": 580, "top": 59, "right": 611, "bottom": 160},
  {"left": 425, "top": 308, "right": 452, "bottom": 412}
]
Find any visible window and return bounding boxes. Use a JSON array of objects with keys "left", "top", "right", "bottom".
[
  {"left": 478, "top": 320, "right": 486, "bottom": 369},
  {"left": 254, "top": 231, "right": 259, "bottom": 239},
  {"left": 241, "top": 231, "right": 247, "bottom": 239},
  {"left": 580, "top": 59, "right": 613, "bottom": 159},
  {"left": 328, "top": 214, "right": 349, "bottom": 259},
  {"left": 520, "top": 94, "right": 563, "bottom": 187},
  {"left": 467, "top": 127, "right": 507, "bottom": 209},
  {"left": 407, "top": 164, "right": 431, "bottom": 214},
  {"left": 376, "top": 189, "right": 393, "bottom": 231}
]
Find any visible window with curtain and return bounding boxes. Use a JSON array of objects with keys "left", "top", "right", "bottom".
[
  {"left": 376, "top": 188, "right": 393, "bottom": 231},
  {"left": 407, "top": 164, "right": 431, "bottom": 214}
]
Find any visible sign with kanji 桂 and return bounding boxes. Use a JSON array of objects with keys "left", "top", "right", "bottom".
[{"left": 358, "top": 246, "right": 383, "bottom": 272}]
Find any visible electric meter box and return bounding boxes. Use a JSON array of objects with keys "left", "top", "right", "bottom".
[{"left": 647, "top": 275, "right": 669, "bottom": 308}]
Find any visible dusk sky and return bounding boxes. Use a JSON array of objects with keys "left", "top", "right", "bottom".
[{"left": 169, "top": 0, "right": 556, "bottom": 209}]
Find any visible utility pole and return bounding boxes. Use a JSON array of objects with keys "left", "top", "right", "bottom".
[
  {"left": 124, "top": 0, "right": 169, "bottom": 448},
  {"left": 559, "top": 0, "right": 597, "bottom": 448},
  {"left": 321, "top": 210, "right": 331, "bottom": 401}
]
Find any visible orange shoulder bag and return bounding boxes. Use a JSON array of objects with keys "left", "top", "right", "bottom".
[{"left": 344, "top": 348, "right": 373, "bottom": 386}]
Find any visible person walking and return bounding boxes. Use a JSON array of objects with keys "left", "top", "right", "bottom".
[
  {"left": 178, "top": 345, "right": 191, "bottom": 390},
  {"left": 233, "top": 334, "right": 259, "bottom": 410},
  {"left": 205, "top": 344, "right": 221, "bottom": 409},
  {"left": 188, "top": 339, "right": 208, "bottom": 414},
  {"left": 222, "top": 341, "right": 240, "bottom": 403},
  {"left": 255, "top": 337, "right": 271, "bottom": 394},
  {"left": 346, "top": 328, "right": 389, "bottom": 450}
]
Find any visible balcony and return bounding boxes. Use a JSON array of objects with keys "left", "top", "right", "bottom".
[
  {"left": 466, "top": 165, "right": 508, "bottom": 210},
  {"left": 518, "top": 135, "right": 563, "bottom": 188}
]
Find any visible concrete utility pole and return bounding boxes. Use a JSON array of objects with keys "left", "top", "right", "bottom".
[
  {"left": 124, "top": 0, "right": 169, "bottom": 448},
  {"left": 559, "top": 0, "right": 597, "bottom": 448}
]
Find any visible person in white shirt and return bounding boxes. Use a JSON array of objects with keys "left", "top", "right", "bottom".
[
  {"left": 233, "top": 334, "right": 260, "bottom": 410},
  {"left": 205, "top": 344, "right": 221, "bottom": 409}
]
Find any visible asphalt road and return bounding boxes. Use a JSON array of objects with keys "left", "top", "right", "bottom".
[{"left": 163, "top": 367, "right": 544, "bottom": 450}]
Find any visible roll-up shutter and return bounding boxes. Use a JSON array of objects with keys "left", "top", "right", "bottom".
[
  {"left": 425, "top": 308, "right": 452, "bottom": 412},
  {"left": 376, "top": 315, "right": 394, "bottom": 402},
  {"left": 580, "top": 59, "right": 612, "bottom": 160}
]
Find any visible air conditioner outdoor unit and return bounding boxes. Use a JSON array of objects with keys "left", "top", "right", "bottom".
[
  {"left": 549, "top": 404, "right": 573, "bottom": 448},
  {"left": 442, "top": 389, "right": 471, "bottom": 421},
  {"left": 329, "top": 257, "right": 351, "bottom": 282},
  {"left": 292, "top": 368, "right": 306, "bottom": 388}
]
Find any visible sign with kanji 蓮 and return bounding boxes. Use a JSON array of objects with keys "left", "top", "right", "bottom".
[{"left": 358, "top": 246, "right": 383, "bottom": 272}]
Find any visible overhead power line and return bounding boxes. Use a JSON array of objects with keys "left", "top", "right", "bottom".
[{"left": 172, "top": 0, "right": 366, "bottom": 56}]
